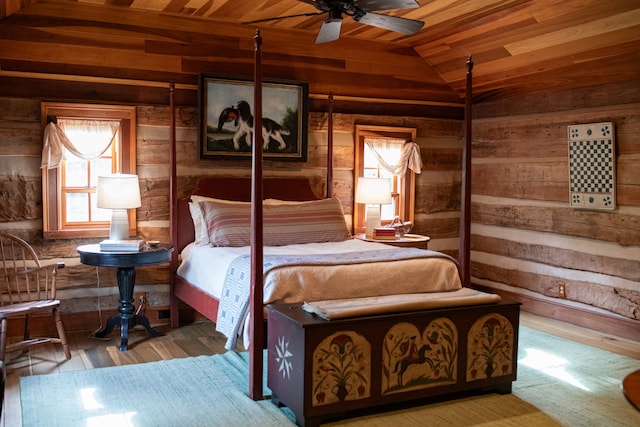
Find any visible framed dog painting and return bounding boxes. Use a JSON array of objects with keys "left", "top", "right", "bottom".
[{"left": 199, "top": 74, "right": 308, "bottom": 161}]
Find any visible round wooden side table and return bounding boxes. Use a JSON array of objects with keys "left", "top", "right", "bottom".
[
  {"left": 77, "top": 243, "right": 173, "bottom": 351},
  {"left": 355, "top": 233, "right": 430, "bottom": 249}
]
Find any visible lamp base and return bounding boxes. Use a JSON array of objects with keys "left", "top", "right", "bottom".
[
  {"left": 109, "top": 209, "right": 130, "bottom": 241},
  {"left": 365, "top": 205, "right": 381, "bottom": 238}
]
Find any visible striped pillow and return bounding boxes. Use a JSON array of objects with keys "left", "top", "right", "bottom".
[
  {"left": 201, "top": 197, "right": 351, "bottom": 247},
  {"left": 189, "top": 196, "right": 249, "bottom": 246}
]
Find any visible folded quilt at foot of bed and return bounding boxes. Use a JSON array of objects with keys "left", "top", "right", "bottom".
[{"left": 302, "top": 287, "right": 501, "bottom": 320}]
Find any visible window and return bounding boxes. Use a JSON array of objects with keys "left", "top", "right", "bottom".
[
  {"left": 354, "top": 125, "right": 418, "bottom": 235},
  {"left": 41, "top": 103, "right": 136, "bottom": 239}
]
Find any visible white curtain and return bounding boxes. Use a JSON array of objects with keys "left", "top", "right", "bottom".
[
  {"left": 41, "top": 119, "right": 120, "bottom": 169},
  {"left": 365, "top": 138, "right": 423, "bottom": 176}
]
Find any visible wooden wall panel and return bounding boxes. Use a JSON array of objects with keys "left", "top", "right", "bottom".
[
  {"left": 618, "top": 157, "right": 640, "bottom": 206},
  {"left": 472, "top": 201, "right": 640, "bottom": 246},
  {"left": 0, "top": 94, "right": 462, "bottom": 331},
  {"left": 0, "top": 175, "right": 41, "bottom": 221},
  {"left": 471, "top": 261, "right": 639, "bottom": 320},
  {"left": 472, "top": 235, "right": 639, "bottom": 283},
  {"left": 3, "top": 0, "right": 640, "bottom": 106},
  {"left": 473, "top": 162, "right": 567, "bottom": 202},
  {"left": 414, "top": 216, "right": 460, "bottom": 241},
  {"left": 472, "top": 82, "right": 640, "bottom": 322},
  {"left": 0, "top": 98, "right": 41, "bottom": 222}
]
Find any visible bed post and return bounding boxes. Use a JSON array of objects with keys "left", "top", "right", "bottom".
[
  {"left": 169, "top": 82, "right": 180, "bottom": 328},
  {"left": 249, "top": 29, "right": 265, "bottom": 401},
  {"left": 459, "top": 56, "right": 473, "bottom": 287},
  {"left": 327, "top": 92, "right": 334, "bottom": 198}
]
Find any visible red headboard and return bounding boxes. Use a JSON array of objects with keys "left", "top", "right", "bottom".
[{"left": 176, "top": 176, "right": 322, "bottom": 251}]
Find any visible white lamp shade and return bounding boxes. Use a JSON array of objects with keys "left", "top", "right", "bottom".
[
  {"left": 97, "top": 174, "right": 141, "bottom": 209},
  {"left": 355, "top": 177, "right": 391, "bottom": 238},
  {"left": 355, "top": 177, "right": 392, "bottom": 205}
]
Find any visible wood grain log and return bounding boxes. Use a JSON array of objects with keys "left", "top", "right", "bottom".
[
  {"left": 472, "top": 162, "right": 568, "bottom": 202},
  {"left": 0, "top": 174, "right": 41, "bottom": 221},
  {"left": 413, "top": 217, "right": 460, "bottom": 240},
  {"left": 472, "top": 234, "right": 640, "bottom": 283},
  {"left": 471, "top": 262, "right": 640, "bottom": 320},
  {"left": 415, "top": 181, "right": 461, "bottom": 214},
  {"left": 472, "top": 202, "right": 640, "bottom": 247}
]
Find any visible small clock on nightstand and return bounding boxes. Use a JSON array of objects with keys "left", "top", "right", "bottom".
[{"left": 355, "top": 233, "right": 430, "bottom": 250}]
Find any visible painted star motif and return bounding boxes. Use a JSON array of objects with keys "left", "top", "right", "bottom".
[{"left": 275, "top": 336, "right": 293, "bottom": 380}]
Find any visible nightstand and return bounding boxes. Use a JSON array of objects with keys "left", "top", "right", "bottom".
[
  {"left": 77, "top": 243, "right": 173, "bottom": 351},
  {"left": 355, "top": 233, "right": 430, "bottom": 249}
]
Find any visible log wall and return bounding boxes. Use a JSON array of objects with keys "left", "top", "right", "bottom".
[
  {"left": 0, "top": 95, "right": 463, "bottom": 332},
  {"left": 2, "top": 77, "right": 638, "bottom": 339},
  {"left": 471, "top": 79, "right": 640, "bottom": 333}
]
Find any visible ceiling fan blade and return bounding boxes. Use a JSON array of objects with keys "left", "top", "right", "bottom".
[
  {"left": 316, "top": 18, "right": 342, "bottom": 44},
  {"left": 244, "top": 11, "right": 323, "bottom": 25},
  {"left": 356, "top": 0, "right": 421, "bottom": 12},
  {"left": 356, "top": 12, "right": 424, "bottom": 35}
]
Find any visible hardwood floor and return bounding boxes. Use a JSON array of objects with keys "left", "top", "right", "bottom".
[{"left": 2, "top": 313, "right": 639, "bottom": 426}]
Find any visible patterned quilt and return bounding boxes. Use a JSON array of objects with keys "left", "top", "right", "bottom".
[{"left": 216, "top": 248, "right": 457, "bottom": 350}]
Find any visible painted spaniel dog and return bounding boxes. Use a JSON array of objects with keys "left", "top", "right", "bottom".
[{"left": 217, "top": 100, "right": 290, "bottom": 151}]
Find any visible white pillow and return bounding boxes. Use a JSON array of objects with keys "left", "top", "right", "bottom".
[{"left": 188, "top": 202, "right": 209, "bottom": 246}]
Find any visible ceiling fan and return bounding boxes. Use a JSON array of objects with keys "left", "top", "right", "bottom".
[{"left": 245, "top": 0, "right": 425, "bottom": 44}]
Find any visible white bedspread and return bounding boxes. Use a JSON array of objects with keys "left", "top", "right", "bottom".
[
  {"left": 178, "top": 239, "right": 461, "bottom": 301},
  {"left": 177, "top": 239, "right": 462, "bottom": 348}
]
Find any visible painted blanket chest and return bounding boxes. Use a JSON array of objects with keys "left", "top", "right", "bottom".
[{"left": 267, "top": 300, "right": 520, "bottom": 427}]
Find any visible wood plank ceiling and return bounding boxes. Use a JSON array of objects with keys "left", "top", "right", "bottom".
[{"left": 1, "top": 0, "right": 639, "bottom": 110}]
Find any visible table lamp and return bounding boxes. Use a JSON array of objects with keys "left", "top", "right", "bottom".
[
  {"left": 355, "top": 177, "right": 392, "bottom": 238},
  {"left": 97, "top": 174, "right": 141, "bottom": 241}
]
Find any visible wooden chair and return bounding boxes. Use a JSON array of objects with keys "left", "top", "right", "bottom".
[{"left": 0, "top": 232, "right": 71, "bottom": 360}]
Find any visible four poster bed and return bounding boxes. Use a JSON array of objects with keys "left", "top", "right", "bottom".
[{"left": 169, "top": 31, "right": 520, "bottom": 426}]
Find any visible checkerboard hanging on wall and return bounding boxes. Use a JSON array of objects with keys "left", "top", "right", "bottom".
[{"left": 568, "top": 122, "right": 615, "bottom": 210}]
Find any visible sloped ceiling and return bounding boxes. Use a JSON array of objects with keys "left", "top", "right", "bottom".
[{"left": 1, "top": 0, "right": 639, "bottom": 110}]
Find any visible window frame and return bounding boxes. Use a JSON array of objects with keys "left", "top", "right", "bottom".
[
  {"left": 354, "top": 124, "right": 417, "bottom": 235},
  {"left": 41, "top": 103, "right": 137, "bottom": 240}
]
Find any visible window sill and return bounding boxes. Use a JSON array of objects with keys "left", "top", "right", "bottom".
[{"left": 44, "top": 229, "right": 110, "bottom": 240}]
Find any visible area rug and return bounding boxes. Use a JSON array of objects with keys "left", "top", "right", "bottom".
[{"left": 20, "top": 326, "right": 640, "bottom": 426}]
